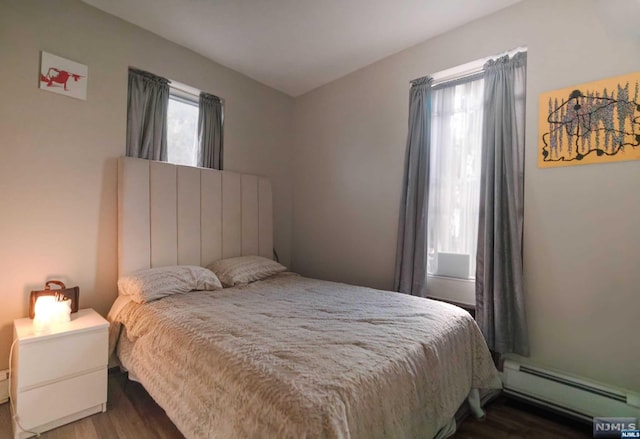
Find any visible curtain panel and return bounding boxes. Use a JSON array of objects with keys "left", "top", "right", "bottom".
[
  {"left": 197, "top": 92, "right": 223, "bottom": 170},
  {"left": 394, "top": 77, "right": 433, "bottom": 297},
  {"left": 476, "top": 52, "right": 529, "bottom": 356},
  {"left": 126, "top": 68, "right": 170, "bottom": 161}
]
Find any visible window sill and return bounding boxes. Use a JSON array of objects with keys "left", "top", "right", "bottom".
[
  {"left": 427, "top": 274, "right": 475, "bottom": 283},
  {"left": 425, "top": 275, "right": 476, "bottom": 309},
  {"left": 427, "top": 295, "right": 476, "bottom": 318}
]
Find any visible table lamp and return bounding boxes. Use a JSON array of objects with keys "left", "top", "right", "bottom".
[{"left": 33, "top": 294, "right": 72, "bottom": 332}]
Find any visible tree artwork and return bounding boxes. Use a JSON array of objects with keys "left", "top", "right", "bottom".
[{"left": 538, "top": 72, "right": 640, "bottom": 168}]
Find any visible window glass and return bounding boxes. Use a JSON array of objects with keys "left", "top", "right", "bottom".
[
  {"left": 427, "top": 77, "right": 484, "bottom": 279},
  {"left": 167, "top": 96, "right": 198, "bottom": 166}
]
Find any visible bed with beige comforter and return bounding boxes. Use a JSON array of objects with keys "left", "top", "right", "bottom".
[{"left": 110, "top": 273, "right": 501, "bottom": 439}]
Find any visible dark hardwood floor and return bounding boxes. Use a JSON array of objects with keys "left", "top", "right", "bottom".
[
  {"left": 0, "top": 370, "right": 184, "bottom": 439},
  {"left": 0, "top": 370, "right": 592, "bottom": 439},
  {"left": 454, "top": 397, "right": 592, "bottom": 438}
]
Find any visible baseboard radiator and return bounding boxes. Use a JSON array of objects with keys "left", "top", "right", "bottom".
[{"left": 502, "top": 360, "right": 640, "bottom": 422}]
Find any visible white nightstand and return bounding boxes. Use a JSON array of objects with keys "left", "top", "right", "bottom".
[{"left": 10, "top": 308, "right": 109, "bottom": 439}]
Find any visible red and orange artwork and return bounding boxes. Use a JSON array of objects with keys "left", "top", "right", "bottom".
[
  {"left": 40, "top": 67, "right": 84, "bottom": 91},
  {"left": 39, "top": 51, "right": 88, "bottom": 100}
]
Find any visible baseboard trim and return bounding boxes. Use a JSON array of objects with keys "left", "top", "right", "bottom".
[
  {"left": 0, "top": 369, "right": 9, "bottom": 404},
  {"left": 504, "top": 389, "right": 593, "bottom": 423}
]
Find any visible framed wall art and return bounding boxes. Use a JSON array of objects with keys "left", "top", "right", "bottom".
[
  {"left": 39, "top": 51, "right": 88, "bottom": 100},
  {"left": 539, "top": 71, "right": 640, "bottom": 168}
]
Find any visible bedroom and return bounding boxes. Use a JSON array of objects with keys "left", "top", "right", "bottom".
[{"left": 0, "top": 0, "right": 639, "bottom": 438}]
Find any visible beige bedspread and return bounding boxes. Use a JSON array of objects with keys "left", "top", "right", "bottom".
[{"left": 112, "top": 273, "right": 501, "bottom": 439}]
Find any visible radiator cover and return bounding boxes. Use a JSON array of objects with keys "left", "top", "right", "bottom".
[{"left": 502, "top": 360, "right": 640, "bottom": 421}]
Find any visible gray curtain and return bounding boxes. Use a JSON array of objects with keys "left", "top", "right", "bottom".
[
  {"left": 126, "top": 68, "right": 170, "bottom": 161},
  {"left": 394, "top": 77, "right": 432, "bottom": 297},
  {"left": 197, "top": 92, "right": 223, "bottom": 170},
  {"left": 476, "top": 52, "right": 528, "bottom": 356}
]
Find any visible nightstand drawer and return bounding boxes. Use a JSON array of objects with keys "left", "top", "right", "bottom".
[
  {"left": 16, "top": 368, "right": 106, "bottom": 429},
  {"left": 16, "top": 328, "right": 107, "bottom": 390}
]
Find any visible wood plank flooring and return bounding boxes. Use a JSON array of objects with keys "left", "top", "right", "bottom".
[
  {"left": 454, "top": 397, "right": 592, "bottom": 438},
  {"left": 0, "top": 370, "right": 184, "bottom": 439},
  {"left": 0, "top": 370, "right": 592, "bottom": 438}
]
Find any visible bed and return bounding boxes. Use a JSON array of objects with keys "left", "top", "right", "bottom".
[{"left": 109, "top": 157, "right": 501, "bottom": 439}]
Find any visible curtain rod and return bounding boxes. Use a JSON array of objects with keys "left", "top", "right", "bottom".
[
  {"left": 129, "top": 66, "right": 224, "bottom": 102},
  {"left": 411, "top": 46, "right": 528, "bottom": 87},
  {"left": 170, "top": 83, "right": 224, "bottom": 104},
  {"left": 431, "top": 66, "right": 483, "bottom": 87},
  {"left": 170, "top": 84, "right": 199, "bottom": 98}
]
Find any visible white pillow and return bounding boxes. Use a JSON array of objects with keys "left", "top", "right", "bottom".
[
  {"left": 118, "top": 265, "right": 223, "bottom": 303},
  {"left": 207, "top": 256, "right": 286, "bottom": 287}
]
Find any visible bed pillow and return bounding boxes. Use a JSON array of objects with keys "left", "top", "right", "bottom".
[
  {"left": 118, "top": 265, "right": 223, "bottom": 303},
  {"left": 207, "top": 255, "right": 287, "bottom": 287}
]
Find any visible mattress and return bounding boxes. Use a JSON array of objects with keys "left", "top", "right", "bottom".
[{"left": 110, "top": 273, "right": 501, "bottom": 439}]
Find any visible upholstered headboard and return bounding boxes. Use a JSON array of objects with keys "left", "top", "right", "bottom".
[{"left": 118, "top": 156, "right": 273, "bottom": 277}]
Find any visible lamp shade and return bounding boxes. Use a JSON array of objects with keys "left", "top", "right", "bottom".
[{"left": 33, "top": 295, "right": 71, "bottom": 331}]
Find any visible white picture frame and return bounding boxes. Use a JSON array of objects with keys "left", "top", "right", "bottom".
[{"left": 39, "top": 51, "right": 88, "bottom": 100}]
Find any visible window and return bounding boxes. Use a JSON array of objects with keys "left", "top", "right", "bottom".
[
  {"left": 167, "top": 92, "right": 199, "bottom": 167},
  {"left": 427, "top": 74, "right": 484, "bottom": 280},
  {"left": 126, "top": 68, "right": 223, "bottom": 169}
]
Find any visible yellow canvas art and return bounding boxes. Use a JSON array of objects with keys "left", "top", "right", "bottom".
[{"left": 538, "top": 71, "right": 640, "bottom": 168}]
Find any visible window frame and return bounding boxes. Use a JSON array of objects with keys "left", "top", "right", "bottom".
[{"left": 425, "top": 48, "right": 527, "bottom": 282}]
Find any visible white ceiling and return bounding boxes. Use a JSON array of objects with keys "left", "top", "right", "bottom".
[{"left": 82, "top": 0, "right": 521, "bottom": 96}]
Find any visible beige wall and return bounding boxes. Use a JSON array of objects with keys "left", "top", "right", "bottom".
[
  {"left": 292, "top": 0, "right": 640, "bottom": 391},
  {"left": 1, "top": 0, "right": 638, "bottom": 393},
  {"left": 0, "top": 0, "right": 293, "bottom": 371}
]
